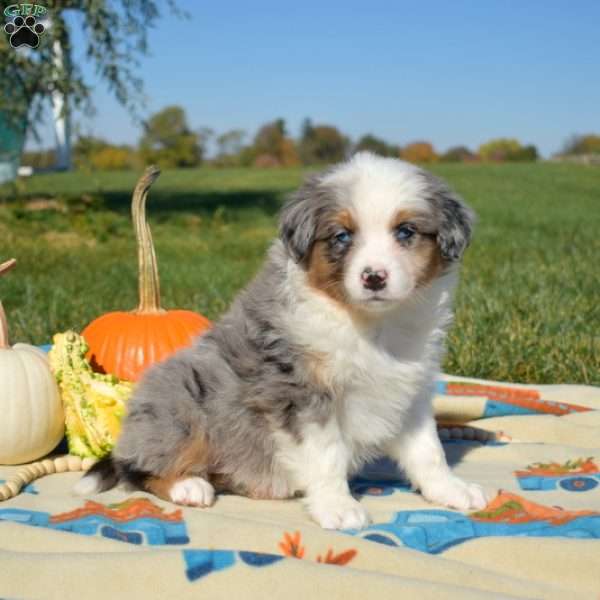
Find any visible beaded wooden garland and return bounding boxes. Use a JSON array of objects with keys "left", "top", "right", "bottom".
[{"left": 0, "top": 455, "right": 97, "bottom": 501}]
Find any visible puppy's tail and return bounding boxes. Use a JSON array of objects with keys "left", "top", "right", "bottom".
[{"left": 73, "top": 454, "right": 120, "bottom": 496}]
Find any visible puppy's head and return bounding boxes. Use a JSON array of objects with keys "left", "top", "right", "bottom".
[{"left": 279, "top": 152, "right": 475, "bottom": 312}]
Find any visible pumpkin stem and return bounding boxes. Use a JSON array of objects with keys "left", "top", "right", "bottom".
[
  {"left": 0, "top": 259, "right": 17, "bottom": 349},
  {"left": 131, "top": 166, "right": 164, "bottom": 314}
]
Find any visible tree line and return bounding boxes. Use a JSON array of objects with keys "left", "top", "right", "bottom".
[{"left": 23, "top": 105, "right": 600, "bottom": 171}]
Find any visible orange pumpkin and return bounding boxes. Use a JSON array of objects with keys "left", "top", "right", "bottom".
[{"left": 82, "top": 166, "right": 211, "bottom": 381}]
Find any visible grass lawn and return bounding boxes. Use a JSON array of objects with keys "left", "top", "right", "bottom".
[{"left": 1, "top": 163, "right": 598, "bottom": 385}]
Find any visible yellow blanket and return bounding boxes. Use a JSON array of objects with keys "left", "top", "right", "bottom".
[{"left": 2, "top": 375, "right": 599, "bottom": 599}]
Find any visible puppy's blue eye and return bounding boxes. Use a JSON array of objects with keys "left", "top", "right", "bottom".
[
  {"left": 395, "top": 224, "right": 416, "bottom": 241},
  {"left": 334, "top": 230, "right": 352, "bottom": 244}
]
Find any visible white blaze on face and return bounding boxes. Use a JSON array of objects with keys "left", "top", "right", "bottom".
[
  {"left": 345, "top": 223, "right": 414, "bottom": 302},
  {"left": 321, "top": 153, "right": 432, "bottom": 306}
]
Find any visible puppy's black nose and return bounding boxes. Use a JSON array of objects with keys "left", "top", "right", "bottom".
[{"left": 361, "top": 267, "right": 388, "bottom": 291}]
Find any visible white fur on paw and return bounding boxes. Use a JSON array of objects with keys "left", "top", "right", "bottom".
[
  {"left": 421, "top": 476, "right": 489, "bottom": 511},
  {"left": 310, "top": 496, "right": 371, "bottom": 530},
  {"left": 169, "top": 477, "right": 215, "bottom": 507}
]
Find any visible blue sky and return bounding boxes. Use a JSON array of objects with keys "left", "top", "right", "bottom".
[{"left": 29, "top": 0, "right": 600, "bottom": 157}]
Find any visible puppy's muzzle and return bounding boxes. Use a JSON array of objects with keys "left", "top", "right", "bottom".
[{"left": 361, "top": 267, "right": 388, "bottom": 291}]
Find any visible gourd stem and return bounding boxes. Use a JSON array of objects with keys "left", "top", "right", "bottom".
[
  {"left": 0, "top": 259, "right": 17, "bottom": 349},
  {"left": 131, "top": 166, "right": 164, "bottom": 314}
]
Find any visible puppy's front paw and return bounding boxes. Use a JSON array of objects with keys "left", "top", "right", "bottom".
[
  {"left": 310, "top": 496, "right": 371, "bottom": 530},
  {"left": 420, "top": 476, "right": 489, "bottom": 511},
  {"left": 169, "top": 477, "right": 215, "bottom": 507}
]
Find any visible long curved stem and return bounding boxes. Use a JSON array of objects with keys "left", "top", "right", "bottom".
[
  {"left": 131, "top": 166, "right": 164, "bottom": 314},
  {"left": 0, "top": 258, "right": 17, "bottom": 349}
]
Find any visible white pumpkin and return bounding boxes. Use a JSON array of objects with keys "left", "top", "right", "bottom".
[{"left": 0, "top": 259, "right": 65, "bottom": 465}]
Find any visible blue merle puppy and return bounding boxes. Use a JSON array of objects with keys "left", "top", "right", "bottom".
[{"left": 77, "top": 152, "right": 488, "bottom": 529}]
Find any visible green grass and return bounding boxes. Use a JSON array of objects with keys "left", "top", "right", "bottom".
[{"left": 1, "top": 163, "right": 598, "bottom": 385}]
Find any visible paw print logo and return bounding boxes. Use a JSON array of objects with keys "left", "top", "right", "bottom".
[{"left": 4, "top": 16, "right": 45, "bottom": 49}]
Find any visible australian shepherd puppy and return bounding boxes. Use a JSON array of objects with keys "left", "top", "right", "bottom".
[{"left": 77, "top": 152, "right": 488, "bottom": 529}]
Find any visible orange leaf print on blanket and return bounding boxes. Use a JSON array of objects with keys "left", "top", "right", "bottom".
[
  {"left": 278, "top": 531, "right": 357, "bottom": 566},
  {"left": 316, "top": 548, "right": 357, "bottom": 565},
  {"left": 279, "top": 530, "right": 305, "bottom": 558},
  {"left": 471, "top": 490, "right": 599, "bottom": 526},
  {"left": 515, "top": 457, "right": 598, "bottom": 478}
]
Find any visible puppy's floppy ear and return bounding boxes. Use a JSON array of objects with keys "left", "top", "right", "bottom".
[
  {"left": 421, "top": 171, "right": 476, "bottom": 261},
  {"left": 279, "top": 174, "right": 330, "bottom": 264}
]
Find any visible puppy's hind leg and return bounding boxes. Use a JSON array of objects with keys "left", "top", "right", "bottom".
[
  {"left": 133, "top": 435, "right": 216, "bottom": 508},
  {"left": 151, "top": 476, "right": 215, "bottom": 508},
  {"left": 113, "top": 350, "right": 218, "bottom": 508},
  {"left": 75, "top": 445, "right": 216, "bottom": 508}
]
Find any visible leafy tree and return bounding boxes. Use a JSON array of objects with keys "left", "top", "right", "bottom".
[
  {"left": 138, "top": 106, "right": 202, "bottom": 168},
  {"left": 277, "top": 137, "right": 300, "bottom": 167},
  {"left": 73, "top": 135, "right": 109, "bottom": 167},
  {"left": 212, "top": 129, "right": 246, "bottom": 167},
  {"left": 400, "top": 141, "right": 438, "bottom": 163},
  {"left": 354, "top": 134, "right": 399, "bottom": 157},
  {"left": 254, "top": 119, "right": 286, "bottom": 156},
  {"left": 216, "top": 129, "right": 246, "bottom": 157},
  {"left": 90, "top": 146, "right": 137, "bottom": 170},
  {"left": 237, "top": 145, "right": 258, "bottom": 167},
  {"left": 509, "top": 145, "right": 538, "bottom": 162},
  {"left": 478, "top": 138, "right": 521, "bottom": 161},
  {"left": 73, "top": 135, "right": 137, "bottom": 170},
  {"left": 478, "top": 138, "right": 537, "bottom": 162},
  {"left": 561, "top": 134, "right": 600, "bottom": 156},
  {"left": 0, "top": 1, "right": 181, "bottom": 136},
  {"left": 439, "top": 146, "right": 477, "bottom": 162},
  {"left": 251, "top": 119, "right": 299, "bottom": 167},
  {"left": 297, "top": 118, "right": 314, "bottom": 164},
  {"left": 298, "top": 118, "right": 348, "bottom": 164}
]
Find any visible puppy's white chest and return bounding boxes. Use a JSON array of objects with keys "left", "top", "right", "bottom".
[
  {"left": 285, "top": 279, "right": 443, "bottom": 455},
  {"left": 337, "top": 351, "right": 422, "bottom": 452},
  {"left": 341, "top": 385, "right": 403, "bottom": 451},
  {"left": 317, "top": 317, "right": 438, "bottom": 456}
]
